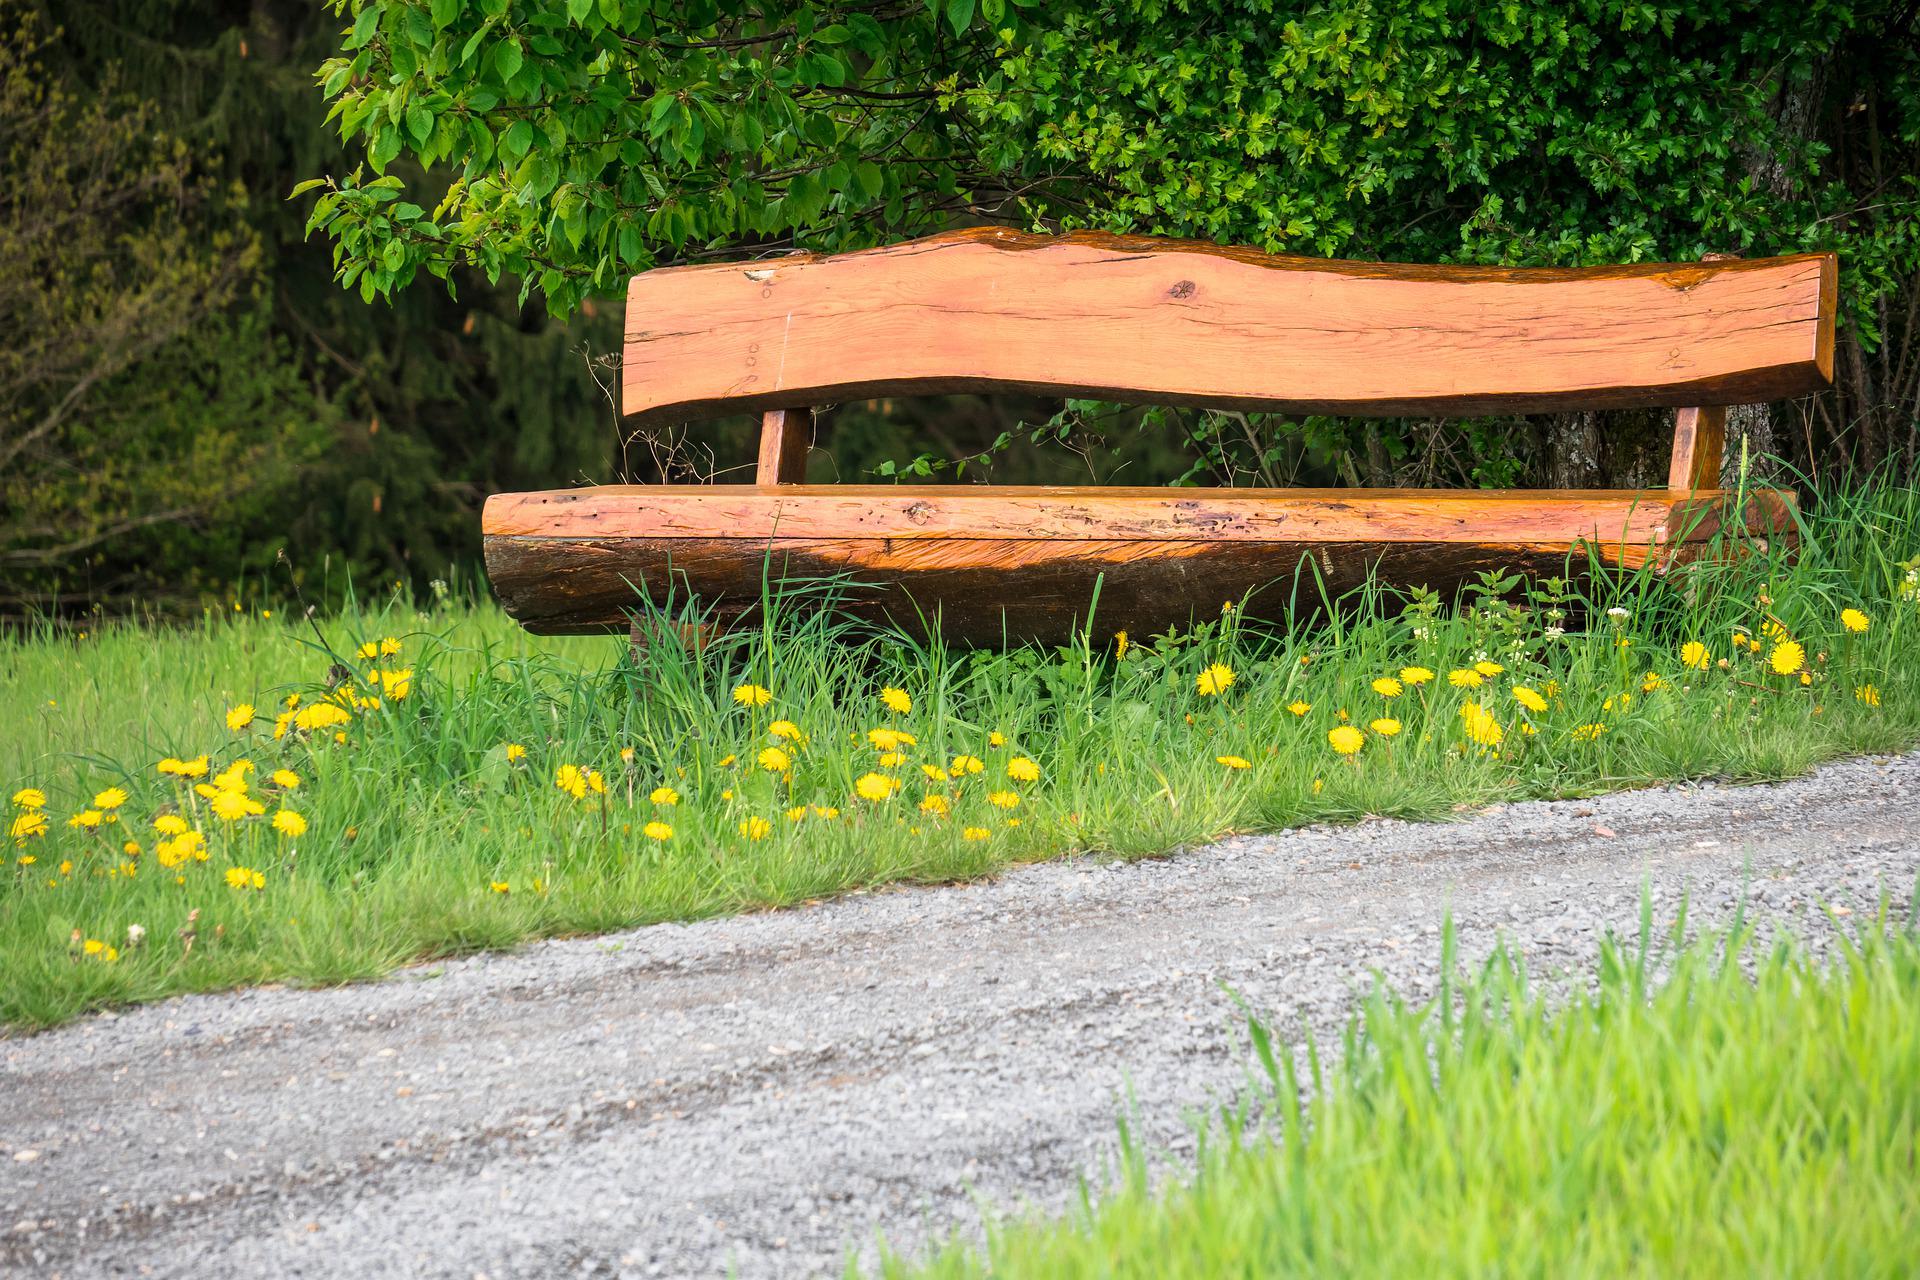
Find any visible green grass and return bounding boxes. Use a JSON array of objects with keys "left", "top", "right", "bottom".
[
  {"left": 877, "top": 900, "right": 1920, "bottom": 1278},
  {"left": 3, "top": 479, "right": 1919, "bottom": 1030}
]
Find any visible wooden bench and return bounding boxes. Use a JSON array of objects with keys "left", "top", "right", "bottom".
[{"left": 482, "top": 228, "right": 1834, "bottom": 645}]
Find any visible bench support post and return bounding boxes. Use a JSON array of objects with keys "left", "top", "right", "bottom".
[
  {"left": 1668, "top": 406, "right": 1726, "bottom": 492},
  {"left": 756, "top": 408, "right": 812, "bottom": 484}
]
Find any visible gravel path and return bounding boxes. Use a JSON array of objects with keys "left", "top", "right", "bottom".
[{"left": 4, "top": 752, "right": 1917, "bottom": 1279}]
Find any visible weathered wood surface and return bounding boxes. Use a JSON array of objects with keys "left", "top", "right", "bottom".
[
  {"left": 1668, "top": 406, "right": 1729, "bottom": 492},
  {"left": 622, "top": 229, "right": 1836, "bottom": 424},
  {"left": 755, "top": 408, "right": 811, "bottom": 484},
  {"left": 482, "top": 487, "right": 1797, "bottom": 641}
]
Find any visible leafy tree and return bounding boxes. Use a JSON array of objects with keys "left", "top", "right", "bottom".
[
  {"left": 0, "top": 11, "right": 320, "bottom": 607},
  {"left": 310, "top": 0, "right": 1918, "bottom": 486}
]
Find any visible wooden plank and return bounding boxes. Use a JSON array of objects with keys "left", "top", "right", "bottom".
[
  {"left": 485, "top": 485, "right": 1695, "bottom": 547},
  {"left": 621, "top": 229, "right": 1837, "bottom": 424},
  {"left": 485, "top": 534, "right": 1622, "bottom": 640},
  {"left": 1668, "top": 406, "right": 1728, "bottom": 492},
  {"left": 754, "top": 408, "right": 810, "bottom": 484},
  {"left": 480, "top": 488, "right": 1798, "bottom": 640}
]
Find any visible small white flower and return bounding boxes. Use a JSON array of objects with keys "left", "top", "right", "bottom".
[
  {"left": 1545, "top": 626, "right": 1566, "bottom": 640},
  {"left": 1606, "top": 606, "right": 1630, "bottom": 622},
  {"left": 125, "top": 923, "right": 146, "bottom": 948}
]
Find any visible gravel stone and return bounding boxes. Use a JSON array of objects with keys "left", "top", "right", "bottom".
[{"left": 2, "top": 752, "right": 1917, "bottom": 1278}]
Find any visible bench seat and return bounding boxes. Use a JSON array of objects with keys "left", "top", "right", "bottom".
[{"left": 483, "top": 485, "right": 1795, "bottom": 642}]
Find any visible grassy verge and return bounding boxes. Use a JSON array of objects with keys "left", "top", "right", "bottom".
[
  {"left": 4, "top": 480, "right": 1919, "bottom": 1030},
  {"left": 878, "top": 901, "right": 1920, "bottom": 1278}
]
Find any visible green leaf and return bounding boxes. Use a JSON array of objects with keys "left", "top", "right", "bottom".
[
  {"left": 946, "top": 0, "right": 976, "bottom": 37},
  {"left": 501, "top": 119, "right": 534, "bottom": 160},
  {"left": 405, "top": 104, "right": 433, "bottom": 145},
  {"left": 431, "top": 0, "right": 459, "bottom": 29},
  {"left": 566, "top": 0, "right": 593, "bottom": 21},
  {"left": 493, "top": 37, "right": 522, "bottom": 83},
  {"left": 346, "top": 4, "right": 380, "bottom": 50},
  {"left": 287, "top": 178, "right": 328, "bottom": 200}
]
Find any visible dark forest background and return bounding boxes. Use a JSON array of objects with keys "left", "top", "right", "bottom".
[{"left": 4, "top": 0, "right": 1916, "bottom": 614}]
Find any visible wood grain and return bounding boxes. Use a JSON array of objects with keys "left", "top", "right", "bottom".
[
  {"left": 1668, "top": 406, "right": 1728, "bottom": 492},
  {"left": 482, "top": 487, "right": 1797, "bottom": 640},
  {"left": 755, "top": 408, "right": 810, "bottom": 484},
  {"left": 483, "top": 485, "right": 1742, "bottom": 545},
  {"left": 622, "top": 228, "right": 1836, "bottom": 424}
]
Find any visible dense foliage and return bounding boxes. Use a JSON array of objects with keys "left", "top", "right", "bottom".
[{"left": 312, "top": 0, "right": 1919, "bottom": 486}]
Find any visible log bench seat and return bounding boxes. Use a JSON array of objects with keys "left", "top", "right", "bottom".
[{"left": 480, "top": 228, "right": 1833, "bottom": 644}]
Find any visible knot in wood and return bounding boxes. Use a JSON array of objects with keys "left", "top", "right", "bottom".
[
  {"left": 904, "top": 501, "right": 934, "bottom": 525},
  {"left": 1167, "top": 279, "right": 1196, "bottom": 299}
]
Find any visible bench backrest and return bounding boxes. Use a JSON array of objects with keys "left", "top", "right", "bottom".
[{"left": 621, "top": 228, "right": 1836, "bottom": 489}]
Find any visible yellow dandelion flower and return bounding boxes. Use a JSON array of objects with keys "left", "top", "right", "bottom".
[
  {"left": 1459, "top": 702, "right": 1504, "bottom": 747},
  {"left": 380, "top": 637, "right": 402, "bottom": 656},
  {"left": 357, "top": 641, "right": 381, "bottom": 660},
  {"left": 11, "top": 788, "right": 46, "bottom": 809},
  {"left": 210, "top": 791, "right": 263, "bottom": 822},
  {"left": 1681, "top": 641, "right": 1710, "bottom": 670},
  {"left": 950, "top": 755, "right": 984, "bottom": 775},
  {"left": 812, "top": 805, "right": 840, "bottom": 820},
  {"left": 757, "top": 747, "right": 792, "bottom": 773},
  {"left": 1841, "top": 608, "right": 1870, "bottom": 634},
  {"left": 68, "top": 809, "right": 104, "bottom": 829},
  {"left": 1573, "top": 722, "right": 1608, "bottom": 742},
  {"left": 84, "top": 938, "right": 104, "bottom": 955},
  {"left": 1196, "top": 663, "right": 1236, "bottom": 696},
  {"left": 769, "top": 720, "right": 804, "bottom": 742},
  {"left": 1399, "top": 666, "right": 1435, "bottom": 686},
  {"left": 649, "top": 786, "right": 680, "bottom": 806},
  {"left": 92, "top": 787, "right": 128, "bottom": 810},
  {"left": 732, "top": 683, "right": 773, "bottom": 707},
  {"left": 268, "top": 769, "right": 301, "bottom": 791},
  {"left": 225, "top": 703, "right": 255, "bottom": 732},
  {"left": 1369, "top": 718, "right": 1402, "bottom": 737},
  {"left": 272, "top": 810, "right": 308, "bottom": 838},
  {"left": 225, "top": 866, "right": 265, "bottom": 890},
  {"left": 1513, "top": 686, "right": 1548, "bottom": 713},
  {"left": 153, "top": 814, "right": 189, "bottom": 835},
  {"left": 1312, "top": 778, "right": 1325, "bottom": 794},
  {"left": 1286, "top": 700, "right": 1312, "bottom": 717},
  {"left": 1769, "top": 640, "right": 1805, "bottom": 675},
  {"left": 877, "top": 751, "right": 905, "bottom": 768},
  {"left": 739, "top": 816, "right": 772, "bottom": 841},
  {"left": 1007, "top": 757, "right": 1040, "bottom": 783},
  {"left": 554, "top": 764, "right": 588, "bottom": 800},
  {"left": 1641, "top": 671, "right": 1665, "bottom": 693},
  {"left": 988, "top": 731, "right": 1006, "bottom": 748},
  {"left": 1447, "top": 668, "right": 1482, "bottom": 689},
  {"left": 962, "top": 827, "right": 991, "bottom": 842},
  {"left": 376, "top": 668, "right": 413, "bottom": 701},
  {"left": 1115, "top": 631, "right": 1130, "bottom": 658},
  {"left": 491, "top": 881, "right": 510, "bottom": 894},
  {"left": 1856, "top": 684, "right": 1881, "bottom": 707},
  {"left": 919, "top": 794, "right": 950, "bottom": 816},
  {"left": 643, "top": 820, "right": 674, "bottom": 842},
  {"left": 9, "top": 811, "right": 48, "bottom": 842},
  {"left": 1216, "top": 755, "right": 1251, "bottom": 770},
  {"left": 855, "top": 773, "right": 899, "bottom": 802},
  {"left": 1328, "top": 725, "right": 1365, "bottom": 756},
  {"left": 1371, "top": 677, "right": 1403, "bottom": 698},
  {"left": 880, "top": 686, "right": 912, "bottom": 715},
  {"left": 867, "top": 727, "right": 912, "bottom": 751},
  {"left": 586, "top": 769, "right": 606, "bottom": 795},
  {"left": 294, "top": 703, "right": 351, "bottom": 732},
  {"left": 921, "top": 764, "right": 950, "bottom": 782},
  {"left": 986, "top": 790, "right": 1021, "bottom": 810},
  {"left": 785, "top": 806, "right": 807, "bottom": 822},
  {"left": 504, "top": 743, "right": 527, "bottom": 763},
  {"left": 1473, "top": 660, "right": 1504, "bottom": 677}
]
